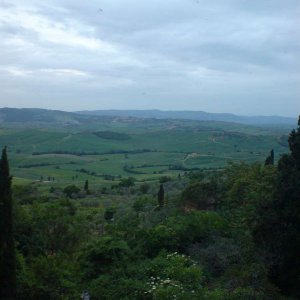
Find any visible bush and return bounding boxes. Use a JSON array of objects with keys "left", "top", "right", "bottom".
[
  {"left": 63, "top": 185, "right": 80, "bottom": 198},
  {"left": 79, "top": 237, "right": 131, "bottom": 280},
  {"left": 181, "top": 181, "right": 219, "bottom": 210},
  {"left": 144, "top": 252, "right": 205, "bottom": 300},
  {"left": 118, "top": 177, "right": 135, "bottom": 188}
]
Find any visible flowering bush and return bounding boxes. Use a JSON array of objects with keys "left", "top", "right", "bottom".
[{"left": 144, "top": 252, "right": 205, "bottom": 299}]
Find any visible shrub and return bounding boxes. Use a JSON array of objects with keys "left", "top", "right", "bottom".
[{"left": 63, "top": 185, "right": 80, "bottom": 198}]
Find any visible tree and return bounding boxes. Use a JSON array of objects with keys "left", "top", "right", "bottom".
[
  {"left": 257, "top": 116, "right": 300, "bottom": 298},
  {"left": 181, "top": 181, "right": 218, "bottom": 211},
  {"left": 118, "top": 177, "right": 135, "bottom": 188},
  {"left": 84, "top": 180, "right": 89, "bottom": 193},
  {"left": 289, "top": 116, "right": 300, "bottom": 167},
  {"left": 272, "top": 116, "right": 300, "bottom": 297},
  {"left": 0, "top": 147, "right": 16, "bottom": 299},
  {"left": 157, "top": 184, "right": 164, "bottom": 208},
  {"left": 63, "top": 185, "right": 80, "bottom": 198},
  {"left": 264, "top": 149, "right": 274, "bottom": 165}
]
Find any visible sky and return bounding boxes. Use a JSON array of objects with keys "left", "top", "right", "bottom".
[{"left": 0, "top": 0, "right": 299, "bottom": 117}]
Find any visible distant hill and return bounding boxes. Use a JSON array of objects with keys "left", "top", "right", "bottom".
[
  {"left": 77, "top": 109, "right": 296, "bottom": 125},
  {"left": 0, "top": 107, "right": 112, "bottom": 128},
  {"left": 0, "top": 108, "right": 296, "bottom": 131},
  {"left": 0, "top": 108, "right": 74, "bottom": 124}
]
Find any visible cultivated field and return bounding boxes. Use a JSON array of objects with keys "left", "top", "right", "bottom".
[{"left": 0, "top": 115, "right": 290, "bottom": 187}]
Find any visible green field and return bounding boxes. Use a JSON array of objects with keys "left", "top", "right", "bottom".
[{"left": 0, "top": 115, "right": 290, "bottom": 187}]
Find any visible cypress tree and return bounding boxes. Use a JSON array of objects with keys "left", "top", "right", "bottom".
[
  {"left": 0, "top": 147, "right": 16, "bottom": 299},
  {"left": 289, "top": 116, "right": 300, "bottom": 168},
  {"left": 84, "top": 180, "right": 89, "bottom": 192},
  {"left": 274, "top": 116, "right": 300, "bottom": 296},
  {"left": 264, "top": 149, "right": 274, "bottom": 165},
  {"left": 157, "top": 184, "right": 164, "bottom": 208},
  {"left": 257, "top": 116, "right": 300, "bottom": 297}
]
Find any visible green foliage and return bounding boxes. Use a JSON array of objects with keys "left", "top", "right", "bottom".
[
  {"left": 87, "top": 275, "right": 145, "bottom": 300},
  {"left": 166, "top": 212, "right": 228, "bottom": 249},
  {"left": 63, "top": 185, "right": 80, "bottom": 198},
  {"left": 138, "top": 211, "right": 228, "bottom": 257},
  {"left": 0, "top": 147, "right": 16, "bottom": 299},
  {"left": 15, "top": 202, "right": 86, "bottom": 256},
  {"left": 144, "top": 252, "right": 205, "bottom": 300},
  {"left": 4, "top": 118, "right": 298, "bottom": 299},
  {"left": 133, "top": 196, "right": 154, "bottom": 212},
  {"left": 255, "top": 116, "right": 300, "bottom": 297},
  {"left": 288, "top": 115, "right": 300, "bottom": 165},
  {"left": 220, "top": 162, "right": 277, "bottom": 231},
  {"left": 181, "top": 180, "right": 219, "bottom": 210},
  {"left": 143, "top": 225, "right": 179, "bottom": 256},
  {"left": 17, "top": 254, "right": 78, "bottom": 300},
  {"left": 118, "top": 177, "right": 135, "bottom": 188},
  {"left": 79, "top": 236, "right": 131, "bottom": 280},
  {"left": 187, "top": 236, "right": 243, "bottom": 278},
  {"left": 205, "top": 287, "right": 266, "bottom": 300},
  {"left": 13, "top": 184, "right": 37, "bottom": 204}
]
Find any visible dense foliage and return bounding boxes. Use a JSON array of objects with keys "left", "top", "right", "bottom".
[
  {"left": 0, "top": 118, "right": 299, "bottom": 299},
  {"left": 0, "top": 147, "right": 16, "bottom": 299}
]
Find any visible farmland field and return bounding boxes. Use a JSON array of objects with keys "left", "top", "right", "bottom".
[{"left": 0, "top": 111, "right": 290, "bottom": 187}]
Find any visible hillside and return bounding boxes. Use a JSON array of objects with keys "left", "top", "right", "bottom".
[
  {"left": 0, "top": 107, "right": 121, "bottom": 128},
  {"left": 77, "top": 109, "right": 296, "bottom": 126},
  {"left": 0, "top": 107, "right": 295, "bottom": 129}
]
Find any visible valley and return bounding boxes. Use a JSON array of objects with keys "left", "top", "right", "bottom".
[{"left": 0, "top": 108, "right": 290, "bottom": 187}]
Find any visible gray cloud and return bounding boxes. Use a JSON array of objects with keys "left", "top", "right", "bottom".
[{"left": 0, "top": 0, "right": 299, "bottom": 116}]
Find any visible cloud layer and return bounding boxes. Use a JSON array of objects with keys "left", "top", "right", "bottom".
[{"left": 0, "top": 0, "right": 299, "bottom": 116}]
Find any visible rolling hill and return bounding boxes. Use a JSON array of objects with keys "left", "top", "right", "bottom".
[
  {"left": 77, "top": 109, "right": 296, "bottom": 125},
  {"left": 0, "top": 107, "right": 292, "bottom": 185}
]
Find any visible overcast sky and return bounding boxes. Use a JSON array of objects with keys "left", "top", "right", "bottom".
[{"left": 0, "top": 0, "right": 299, "bottom": 116}]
